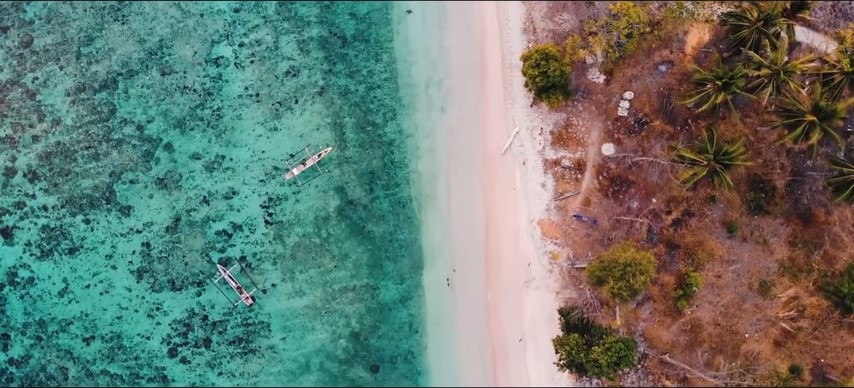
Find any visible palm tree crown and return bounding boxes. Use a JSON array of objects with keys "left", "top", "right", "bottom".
[
  {"left": 817, "top": 50, "right": 854, "bottom": 103},
  {"left": 745, "top": 38, "right": 816, "bottom": 107},
  {"left": 720, "top": 1, "right": 793, "bottom": 54},
  {"left": 775, "top": 83, "right": 851, "bottom": 149},
  {"left": 681, "top": 54, "right": 755, "bottom": 119},
  {"left": 673, "top": 127, "right": 752, "bottom": 190}
]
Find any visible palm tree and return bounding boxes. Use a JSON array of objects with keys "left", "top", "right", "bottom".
[
  {"left": 775, "top": 83, "right": 851, "bottom": 149},
  {"left": 816, "top": 51, "right": 854, "bottom": 103},
  {"left": 681, "top": 53, "right": 755, "bottom": 119},
  {"left": 720, "top": 1, "right": 793, "bottom": 54},
  {"left": 745, "top": 38, "right": 816, "bottom": 107},
  {"left": 672, "top": 127, "right": 752, "bottom": 190},
  {"left": 826, "top": 155, "right": 854, "bottom": 204}
]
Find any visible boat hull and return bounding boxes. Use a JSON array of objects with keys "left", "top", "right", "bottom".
[
  {"left": 284, "top": 147, "right": 332, "bottom": 180},
  {"left": 217, "top": 264, "right": 254, "bottom": 306}
]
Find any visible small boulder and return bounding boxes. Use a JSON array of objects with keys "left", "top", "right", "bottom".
[{"left": 19, "top": 33, "right": 33, "bottom": 49}]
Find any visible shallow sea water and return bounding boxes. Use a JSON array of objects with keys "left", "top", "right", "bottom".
[{"left": 0, "top": 2, "right": 428, "bottom": 386}]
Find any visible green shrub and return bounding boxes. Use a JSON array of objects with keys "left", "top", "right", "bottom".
[
  {"left": 674, "top": 271, "right": 702, "bottom": 312},
  {"left": 586, "top": 241, "right": 657, "bottom": 303},
  {"left": 745, "top": 174, "right": 779, "bottom": 215},
  {"left": 563, "top": 33, "right": 587, "bottom": 66},
  {"left": 583, "top": 1, "right": 651, "bottom": 65},
  {"left": 553, "top": 306, "right": 638, "bottom": 380},
  {"left": 759, "top": 278, "right": 775, "bottom": 300},
  {"left": 724, "top": 219, "right": 740, "bottom": 237},
  {"left": 520, "top": 43, "right": 571, "bottom": 107},
  {"left": 821, "top": 262, "right": 854, "bottom": 315},
  {"left": 661, "top": 1, "right": 696, "bottom": 23}
]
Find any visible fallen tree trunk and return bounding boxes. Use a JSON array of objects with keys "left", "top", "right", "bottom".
[{"left": 660, "top": 354, "right": 719, "bottom": 386}]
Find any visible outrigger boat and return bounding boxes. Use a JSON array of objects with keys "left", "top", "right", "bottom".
[
  {"left": 211, "top": 262, "right": 259, "bottom": 307},
  {"left": 283, "top": 144, "right": 333, "bottom": 187}
]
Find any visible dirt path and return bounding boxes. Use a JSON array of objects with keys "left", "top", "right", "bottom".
[{"left": 573, "top": 111, "right": 604, "bottom": 210}]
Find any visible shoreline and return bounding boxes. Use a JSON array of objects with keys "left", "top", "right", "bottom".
[
  {"left": 483, "top": 1, "right": 574, "bottom": 386},
  {"left": 397, "top": 2, "right": 573, "bottom": 385}
]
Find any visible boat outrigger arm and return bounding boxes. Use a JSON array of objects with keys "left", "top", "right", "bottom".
[
  {"left": 211, "top": 262, "right": 259, "bottom": 307},
  {"left": 283, "top": 144, "right": 333, "bottom": 187}
]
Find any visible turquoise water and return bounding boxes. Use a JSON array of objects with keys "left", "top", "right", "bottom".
[{"left": 0, "top": 2, "right": 432, "bottom": 386}]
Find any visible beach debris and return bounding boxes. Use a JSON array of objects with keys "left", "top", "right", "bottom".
[
  {"left": 572, "top": 213, "right": 598, "bottom": 225},
  {"left": 618, "top": 90, "right": 634, "bottom": 117},
  {"left": 502, "top": 126, "right": 521, "bottom": 155},
  {"left": 587, "top": 67, "right": 606, "bottom": 84},
  {"left": 601, "top": 142, "right": 615, "bottom": 156},
  {"left": 656, "top": 60, "right": 675, "bottom": 74},
  {"left": 553, "top": 190, "right": 580, "bottom": 201}
]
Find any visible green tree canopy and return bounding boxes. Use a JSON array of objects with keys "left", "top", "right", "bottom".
[
  {"left": 552, "top": 306, "right": 638, "bottom": 380},
  {"left": 586, "top": 242, "right": 657, "bottom": 303},
  {"left": 520, "top": 43, "right": 570, "bottom": 108}
]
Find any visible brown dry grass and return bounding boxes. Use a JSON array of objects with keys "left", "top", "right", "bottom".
[{"left": 532, "top": 2, "right": 854, "bottom": 386}]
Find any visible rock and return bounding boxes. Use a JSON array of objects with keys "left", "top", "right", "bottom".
[
  {"left": 601, "top": 143, "right": 616, "bottom": 156},
  {"left": 19, "top": 33, "right": 33, "bottom": 49}
]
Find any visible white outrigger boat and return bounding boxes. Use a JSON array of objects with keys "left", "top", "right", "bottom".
[
  {"left": 283, "top": 144, "right": 333, "bottom": 187},
  {"left": 211, "top": 262, "right": 259, "bottom": 307}
]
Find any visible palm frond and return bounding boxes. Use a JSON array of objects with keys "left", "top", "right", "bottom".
[{"left": 826, "top": 156, "right": 854, "bottom": 203}]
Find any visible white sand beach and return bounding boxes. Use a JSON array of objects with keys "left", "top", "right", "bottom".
[{"left": 398, "top": 1, "right": 572, "bottom": 386}]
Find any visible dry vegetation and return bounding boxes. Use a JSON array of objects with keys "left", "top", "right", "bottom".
[{"left": 529, "top": 1, "right": 854, "bottom": 386}]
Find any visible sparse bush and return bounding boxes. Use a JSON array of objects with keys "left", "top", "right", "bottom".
[
  {"left": 674, "top": 271, "right": 702, "bottom": 312},
  {"left": 520, "top": 43, "right": 571, "bottom": 108},
  {"left": 707, "top": 194, "right": 718, "bottom": 204},
  {"left": 552, "top": 306, "right": 638, "bottom": 380},
  {"left": 821, "top": 262, "right": 854, "bottom": 315},
  {"left": 769, "top": 362, "right": 806, "bottom": 386},
  {"left": 586, "top": 242, "right": 657, "bottom": 303},
  {"left": 679, "top": 236, "right": 720, "bottom": 270}
]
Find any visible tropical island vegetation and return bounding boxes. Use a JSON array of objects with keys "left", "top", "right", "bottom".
[{"left": 521, "top": 1, "right": 854, "bottom": 385}]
